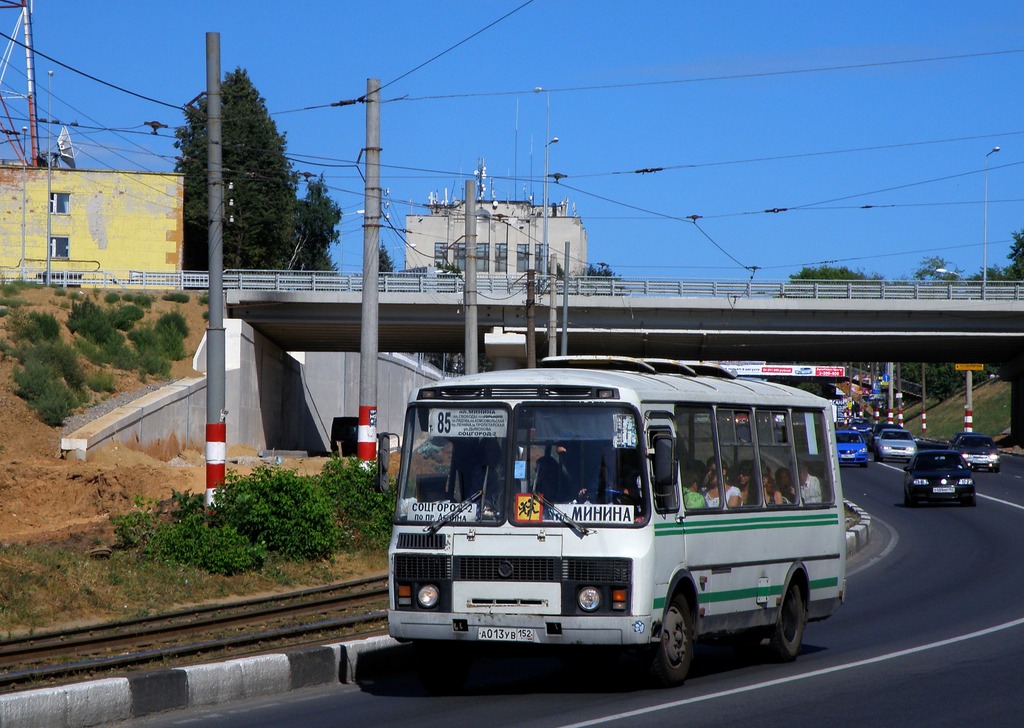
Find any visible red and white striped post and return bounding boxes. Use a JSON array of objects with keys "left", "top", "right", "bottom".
[
  {"left": 205, "top": 422, "right": 226, "bottom": 506},
  {"left": 357, "top": 405, "right": 377, "bottom": 461},
  {"left": 964, "top": 407, "right": 973, "bottom": 432},
  {"left": 921, "top": 408, "right": 927, "bottom": 435}
]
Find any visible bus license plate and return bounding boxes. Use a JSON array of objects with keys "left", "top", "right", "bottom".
[{"left": 477, "top": 627, "right": 536, "bottom": 642}]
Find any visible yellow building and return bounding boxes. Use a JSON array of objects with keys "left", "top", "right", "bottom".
[{"left": 0, "top": 165, "right": 183, "bottom": 281}]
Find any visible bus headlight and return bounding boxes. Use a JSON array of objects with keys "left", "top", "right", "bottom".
[
  {"left": 417, "top": 584, "right": 440, "bottom": 609},
  {"left": 578, "top": 586, "right": 601, "bottom": 612}
]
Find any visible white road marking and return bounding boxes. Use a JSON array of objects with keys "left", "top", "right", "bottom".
[{"left": 557, "top": 616, "right": 1024, "bottom": 727}]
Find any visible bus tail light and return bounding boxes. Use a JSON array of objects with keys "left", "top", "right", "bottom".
[{"left": 611, "top": 588, "right": 628, "bottom": 611}]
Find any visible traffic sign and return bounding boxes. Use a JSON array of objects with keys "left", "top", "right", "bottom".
[{"left": 955, "top": 363, "right": 984, "bottom": 371}]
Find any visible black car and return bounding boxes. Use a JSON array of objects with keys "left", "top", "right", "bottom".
[
  {"left": 903, "top": 450, "right": 976, "bottom": 507},
  {"left": 847, "top": 417, "right": 873, "bottom": 437},
  {"left": 866, "top": 421, "right": 899, "bottom": 448},
  {"left": 948, "top": 432, "right": 1001, "bottom": 473}
]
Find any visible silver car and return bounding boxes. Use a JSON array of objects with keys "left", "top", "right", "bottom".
[{"left": 873, "top": 428, "right": 917, "bottom": 463}]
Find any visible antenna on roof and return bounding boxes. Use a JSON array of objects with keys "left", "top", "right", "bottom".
[{"left": 56, "top": 126, "right": 75, "bottom": 168}]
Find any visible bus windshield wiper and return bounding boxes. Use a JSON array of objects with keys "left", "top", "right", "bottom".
[
  {"left": 425, "top": 490, "right": 483, "bottom": 535},
  {"left": 535, "top": 493, "right": 593, "bottom": 538}
]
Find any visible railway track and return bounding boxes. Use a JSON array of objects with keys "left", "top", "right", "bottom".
[{"left": 0, "top": 573, "right": 389, "bottom": 690}]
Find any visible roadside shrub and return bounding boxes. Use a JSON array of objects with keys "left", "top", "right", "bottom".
[
  {"left": 15, "top": 340, "right": 86, "bottom": 391},
  {"left": 109, "top": 303, "right": 145, "bottom": 331},
  {"left": 162, "top": 292, "right": 190, "bottom": 304},
  {"left": 213, "top": 467, "right": 341, "bottom": 561},
  {"left": 86, "top": 370, "right": 117, "bottom": 393},
  {"left": 319, "top": 456, "right": 396, "bottom": 550},
  {"left": 0, "top": 306, "right": 7, "bottom": 318},
  {"left": 13, "top": 359, "right": 79, "bottom": 425},
  {"left": 7, "top": 310, "right": 61, "bottom": 343},
  {"left": 111, "top": 495, "right": 159, "bottom": 549},
  {"left": 124, "top": 292, "right": 153, "bottom": 309},
  {"left": 104, "top": 292, "right": 121, "bottom": 304},
  {"left": 66, "top": 298, "right": 119, "bottom": 346},
  {"left": 144, "top": 491, "right": 265, "bottom": 575}
]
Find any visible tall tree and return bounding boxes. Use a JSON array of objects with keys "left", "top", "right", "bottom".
[
  {"left": 1005, "top": 227, "right": 1024, "bottom": 281},
  {"left": 290, "top": 175, "right": 340, "bottom": 271},
  {"left": 790, "top": 265, "right": 876, "bottom": 280},
  {"left": 175, "top": 68, "right": 296, "bottom": 270}
]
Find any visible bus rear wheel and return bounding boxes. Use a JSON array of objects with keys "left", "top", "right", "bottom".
[
  {"left": 649, "top": 593, "right": 693, "bottom": 687},
  {"left": 768, "top": 583, "right": 806, "bottom": 662}
]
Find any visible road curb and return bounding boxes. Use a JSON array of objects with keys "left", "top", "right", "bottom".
[{"left": 0, "top": 506, "right": 872, "bottom": 727}]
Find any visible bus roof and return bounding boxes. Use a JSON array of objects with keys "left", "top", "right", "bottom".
[{"left": 416, "top": 359, "right": 829, "bottom": 409}]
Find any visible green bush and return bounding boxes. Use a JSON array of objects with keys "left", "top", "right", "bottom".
[
  {"left": 13, "top": 360, "right": 79, "bottom": 425},
  {"left": 8, "top": 310, "right": 61, "bottom": 343},
  {"left": 213, "top": 466, "right": 341, "bottom": 561},
  {"left": 104, "top": 292, "right": 121, "bottom": 304},
  {"left": 319, "top": 456, "right": 396, "bottom": 550},
  {"left": 109, "top": 304, "right": 145, "bottom": 331},
  {"left": 162, "top": 292, "right": 190, "bottom": 304},
  {"left": 111, "top": 496, "right": 159, "bottom": 549},
  {"left": 147, "top": 515, "right": 265, "bottom": 576},
  {"left": 66, "top": 298, "right": 120, "bottom": 346},
  {"left": 15, "top": 340, "right": 86, "bottom": 391},
  {"left": 86, "top": 370, "right": 117, "bottom": 393},
  {"left": 124, "top": 292, "right": 153, "bottom": 309}
]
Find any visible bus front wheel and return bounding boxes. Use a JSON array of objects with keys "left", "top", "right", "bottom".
[
  {"left": 649, "top": 593, "right": 693, "bottom": 687},
  {"left": 768, "top": 583, "right": 806, "bottom": 662}
]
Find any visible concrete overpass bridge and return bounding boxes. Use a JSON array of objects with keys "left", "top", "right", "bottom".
[{"left": 221, "top": 270, "right": 1024, "bottom": 440}]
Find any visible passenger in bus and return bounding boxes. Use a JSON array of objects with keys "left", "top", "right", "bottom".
[
  {"left": 774, "top": 467, "right": 797, "bottom": 504},
  {"left": 732, "top": 463, "right": 757, "bottom": 506},
  {"left": 798, "top": 462, "right": 823, "bottom": 504},
  {"left": 682, "top": 466, "right": 707, "bottom": 509},
  {"left": 533, "top": 453, "right": 563, "bottom": 501},
  {"left": 701, "top": 460, "right": 722, "bottom": 507},
  {"left": 761, "top": 459, "right": 784, "bottom": 505}
]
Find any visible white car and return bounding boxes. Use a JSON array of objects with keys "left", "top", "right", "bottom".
[{"left": 873, "top": 428, "right": 917, "bottom": 463}]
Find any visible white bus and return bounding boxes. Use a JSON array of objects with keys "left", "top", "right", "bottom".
[{"left": 381, "top": 357, "right": 846, "bottom": 692}]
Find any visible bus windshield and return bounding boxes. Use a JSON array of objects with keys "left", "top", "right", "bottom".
[
  {"left": 394, "top": 402, "right": 647, "bottom": 528},
  {"left": 511, "top": 404, "right": 646, "bottom": 526}
]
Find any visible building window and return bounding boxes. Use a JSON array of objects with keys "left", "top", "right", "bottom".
[
  {"left": 433, "top": 242, "right": 449, "bottom": 268},
  {"left": 50, "top": 236, "right": 70, "bottom": 259},
  {"left": 476, "top": 243, "right": 489, "bottom": 273},
  {"left": 495, "top": 243, "right": 507, "bottom": 273},
  {"left": 454, "top": 243, "right": 466, "bottom": 272},
  {"left": 516, "top": 243, "right": 530, "bottom": 273},
  {"left": 50, "top": 192, "right": 70, "bottom": 215},
  {"left": 535, "top": 243, "right": 548, "bottom": 274}
]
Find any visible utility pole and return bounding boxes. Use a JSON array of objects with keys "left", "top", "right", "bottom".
[
  {"left": 547, "top": 253, "right": 557, "bottom": 358},
  {"left": 526, "top": 268, "right": 536, "bottom": 368},
  {"left": 920, "top": 363, "right": 927, "bottom": 436},
  {"left": 358, "top": 78, "right": 381, "bottom": 461},
  {"left": 204, "top": 32, "right": 226, "bottom": 506},
  {"left": 464, "top": 179, "right": 478, "bottom": 374}
]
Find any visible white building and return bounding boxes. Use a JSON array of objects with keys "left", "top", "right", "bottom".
[{"left": 403, "top": 185, "right": 588, "bottom": 277}]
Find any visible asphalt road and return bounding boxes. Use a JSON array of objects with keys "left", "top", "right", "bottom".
[{"left": 130, "top": 455, "right": 1024, "bottom": 727}]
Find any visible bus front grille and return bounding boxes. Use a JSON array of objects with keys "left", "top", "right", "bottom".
[
  {"left": 456, "top": 556, "right": 557, "bottom": 582},
  {"left": 394, "top": 553, "right": 451, "bottom": 580}
]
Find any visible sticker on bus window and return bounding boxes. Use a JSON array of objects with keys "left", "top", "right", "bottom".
[
  {"left": 612, "top": 414, "right": 637, "bottom": 448},
  {"left": 428, "top": 408, "right": 508, "bottom": 439},
  {"left": 515, "top": 493, "right": 543, "bottom": 522},
  {"left": 404, "top": 500, "right": 479, "bottom": 522}
]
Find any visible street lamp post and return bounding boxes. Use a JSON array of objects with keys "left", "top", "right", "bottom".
[
  {"left": 45, "top": 70, "right": 52, "bottom": 286},
  {"left": 542, "top": 133, "right": 558, "bottom": 356},
  {"left": 983, "top": 145, "right": 1000, "bottom": 297},
  {"left": 20, "top": 126, "right": 27, "bottom": 282}
]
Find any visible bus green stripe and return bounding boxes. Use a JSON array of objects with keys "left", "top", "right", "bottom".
[
  {"left": 652, "top": 576, "right": 839, "bottom": 610},
  {"left": 654, "top": 514, "right": 838, "bottom": 537}
]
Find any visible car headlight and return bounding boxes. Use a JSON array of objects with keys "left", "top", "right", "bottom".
[
  {"left": 578, "top": 586, "right": 601, "bottom": 612},
  {"left": 958, "top": 478, "right": 974, "bottom": 486},
  {"left": 417, "top": 584, "right": 440, "bottom": 608},
  {"left": 912, "top": 478, "right": 929, "bottom": 485}
]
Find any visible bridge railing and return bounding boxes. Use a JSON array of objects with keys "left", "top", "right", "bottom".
[{"left": 4, "top": 267, "right": 1024, "bottom": 301}]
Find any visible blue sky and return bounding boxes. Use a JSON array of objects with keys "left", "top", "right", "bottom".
[{"left": 5, "top": 1, "right": 1023, "bottom": 279}]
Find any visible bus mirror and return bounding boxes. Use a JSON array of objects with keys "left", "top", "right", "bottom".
[
  {"left": 375, "top": 433, "right": 399, "bottom": 493},
  {"left": 652, "top": 434, "right": 679, "bottom": 511}
]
